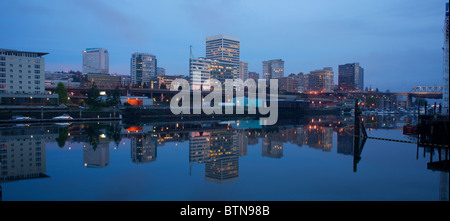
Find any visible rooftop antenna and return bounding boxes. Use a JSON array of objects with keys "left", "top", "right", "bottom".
[{"left": 190, "top": 45, "right": 194, "bottom": 59}]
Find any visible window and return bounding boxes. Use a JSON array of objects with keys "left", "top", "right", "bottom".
[
  {"left": 34, "top": 75, "right": 40, "bottom": 79},
  {"left": 34, "top": 80, "right": 40, "bottom": 84},
  {"left": 34, "top": 64, "right": 40, "bottom": 69},
  {"left": 34, "top": 70, "right": 40, "bottom": 74}
]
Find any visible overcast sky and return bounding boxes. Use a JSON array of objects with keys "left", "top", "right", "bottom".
[{"left": 1, "top": 0, "right": 447, "bottom": 92}]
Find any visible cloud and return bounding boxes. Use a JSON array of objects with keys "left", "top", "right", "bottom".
[{"left": 70, "top": 0, "right": 150, "bottom": 45}]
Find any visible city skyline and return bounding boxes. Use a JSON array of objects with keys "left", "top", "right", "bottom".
[{"left": 0, "top": 0, "right": 447, "bottom": 92}]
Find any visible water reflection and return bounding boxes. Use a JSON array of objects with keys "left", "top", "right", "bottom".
[{"left": 0, "top": 114, "right": 448, "bottom": 200}]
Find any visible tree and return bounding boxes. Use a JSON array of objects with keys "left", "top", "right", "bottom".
[
  {"left": 87, "top": 82, "right": 100, "bottom": 107},
  {"left": 107, "top": 86, "right": 121, "bottom": 106},
  {"left": 55, "top": 82, "right": 68, "bottom": 104}
]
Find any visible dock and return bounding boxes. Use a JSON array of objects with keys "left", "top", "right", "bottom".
[{"left": 0, "top": 117, "right": 121, "bottom": 124}]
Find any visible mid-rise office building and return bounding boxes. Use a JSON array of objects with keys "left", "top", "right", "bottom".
[
  {"left": 189, "top": 57, "right": 212, "bottom": 90},
  {"left": 206, "top": 34, "right": 240, "bottom": 79},
  {"left": 157, "top": 67, "right": 165, "bottom": 77},
  {"left": 262, "top": 59, "right": 284, "bottom": 80},
  {"left": 189, "top": 57, "right": 235, "bottom": 90},
  {"left": 130, "top": 52, "right": 157, "bottom": 86},
  {"left": 239, "top": 61, "right": 248, "bottom": 81},
  {"left": 309, "top": 67, "right": 334, "bottom": 93},
  {"left": 278, "top": 77, "right": 298, "bottom": 93},
  {"left": 82, "top": 48, "right": 109, "bottom": 74},
  {"left": 338, "top": 63, "right": 364, "bottom": 91}
]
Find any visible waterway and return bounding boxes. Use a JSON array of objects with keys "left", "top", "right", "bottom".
[{"left": 0, "top": 114, "right": 448, "bottom": 201}]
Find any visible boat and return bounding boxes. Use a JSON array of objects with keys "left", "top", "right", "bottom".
[
  {"left": 52, "top": 114, "right": 73, "bottom": 120},
  {"left": 12, "top": 115, "right": 33, "bottom": 120}
]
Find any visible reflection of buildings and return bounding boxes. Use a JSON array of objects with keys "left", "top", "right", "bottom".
[
  {"left": 0, "top": 127, "right": 57, "bottom": 183},
  {"left": 304, "top": 125, "right": 333, "bottom": 151},
  {"left": 189, "top": 131, "right": 211, "bottom": 164},
  {"left": 205, "top": 130, "right": 239, "bottom": 183},
  {"left": 131, "top": 134, "right": 157, "bottom": 164},
  {"left": 83, "top": 135, "right": 110, "bottom": 168},
  {"left": 189, "top": 128, "right": 240, "bottom": 183},
  {"left": 337, "top": 128, "right": 354, "bottom": 155},
  {"left": 262, "top": 139, "right": 283, "bottom": 158}
]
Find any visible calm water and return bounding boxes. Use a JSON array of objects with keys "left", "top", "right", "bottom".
[{"left": 0, "top": 114, "right": 448, "bottom": 201}]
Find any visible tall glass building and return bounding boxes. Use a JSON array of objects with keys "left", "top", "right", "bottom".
[
  {"left": 130, "top": 52, "right": 157, "bottom": 87},
  {"left": 205, "top": 34, "right": 240, "bottom": 79},
  {"left": 338, "top": 62, "right": 364, "bottom": 91},
  {"left": 82, "top": 48, "right": 109, "bottom": 74},
  {"left": 262, "top": 59, "right": 284, "bottom": 80}
]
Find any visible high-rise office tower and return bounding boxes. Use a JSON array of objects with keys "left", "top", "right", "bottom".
[
  {"left": 82, "top": 48, "right": 109, "bottom": 74},
  {"left": 239, "top": 61, "right": 248, "bottom": 81},
  {"left": 262, "top": 59, "right": 284, "bottom": 80},
  {"left": 443, "top": 2, "right": 449, "bottom": 114},
  {"left": 130, "top": 52, "right": 157, "bottom": 86},
  {"left": 338, "top": 63, "right": 364, "bottom": 91},
  {"left": 205, "top": 34, "right": 240, "bottom": 79}
]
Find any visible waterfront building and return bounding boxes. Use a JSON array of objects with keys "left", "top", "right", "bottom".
[
  {"left": 239, "top": 61, "right": 248, "bottom": 81},
  {"left": 82, "top": 48, "right": 109, "bottom": 74},
  {"left": 206, "top": 34, "right": 240, "bottom": 79},
  {"left": 120, "top": 96, "right": 153, "bottom": 106},
  {"left": 0, "top": 49, "right": 47, "bottom": 95},
  {"left": 309, "top": 67, "right": 334, "bottom": 93},
  {"left": 130, "top": 52, "right": 157, "bottom": 87},
  {"left": 0, "top": 49, "right": 58, "bottom": 105},
  {"left": 80, "top": 73, "right": 121, "bottom": 88},
  {"left": 338, "top": 63, "right": 364, "bottom": 91},
  {"left": 262, "top": 59, "right": 284, "bottom": 80}
]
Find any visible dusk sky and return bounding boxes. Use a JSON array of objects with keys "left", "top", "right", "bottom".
[{"left": 1, "top": 0, "right": 447, "bottom": 92}]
